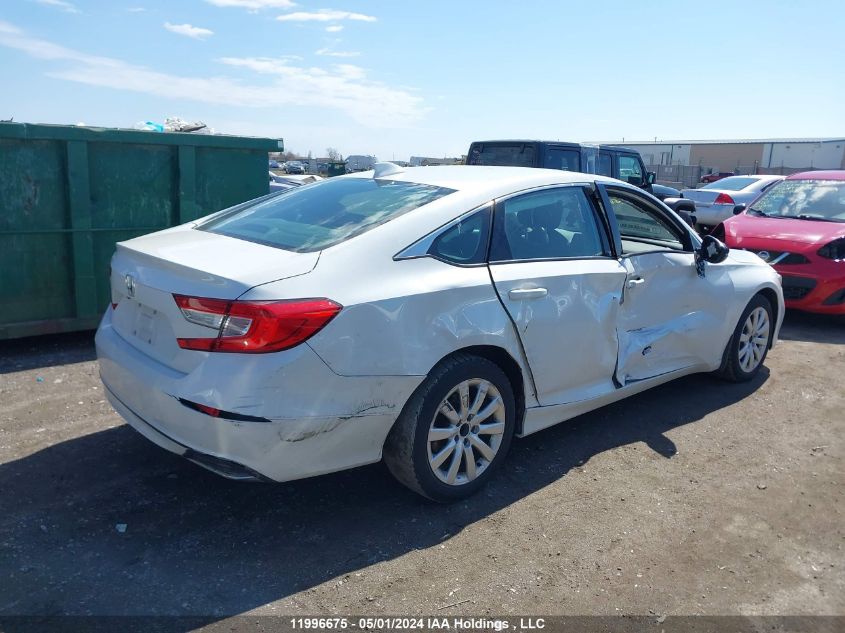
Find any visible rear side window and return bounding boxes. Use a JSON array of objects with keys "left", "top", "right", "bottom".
[
  {"left": 428, "top": 208, "right": 491, "bottom": 265},
  {"left": 468, "top": 144, "right": 537, "bottom": 167},
  {"left": 199, "top": 178, "right": 455, "bottom": 252}
]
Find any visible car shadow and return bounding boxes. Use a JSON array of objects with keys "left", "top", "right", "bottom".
[
  {"left": 778, "top": 310, "right": 845, "bottom": 345},
  {"left": 0, "top": 367, "right": 768, "bottom": 618},
  {"left": 0, "top": 331, "right": 97, "bottom": 375}
]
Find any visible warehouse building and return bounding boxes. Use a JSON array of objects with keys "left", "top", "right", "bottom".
[{"left": 616, "top": 138, "right": 845, "bottom": 173}]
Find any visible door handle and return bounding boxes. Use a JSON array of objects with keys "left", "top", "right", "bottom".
[
  {"left": 508, "top": 287, "right": 548, "bottom": 300},
  {"left": 626, "top": 277, "right": 646, "bottom": 289}
]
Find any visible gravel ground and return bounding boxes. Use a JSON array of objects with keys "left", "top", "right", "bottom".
[{"left": 0, "top": 311, "right": 843, "bottom": 619}]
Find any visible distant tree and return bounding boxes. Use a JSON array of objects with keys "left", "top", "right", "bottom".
[
  {"left": 307, "top": 150, "right": 313, "bottom": 159},
  {"left": 326, "top": 147, "right": 341, "bottom": 161}
]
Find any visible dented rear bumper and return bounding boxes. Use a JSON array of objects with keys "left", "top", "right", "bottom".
[{"left": 96, "top": 311, "right": 422, "bottom": 482}]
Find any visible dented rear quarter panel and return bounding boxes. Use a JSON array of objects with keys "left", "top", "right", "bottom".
[{"left": 248, "top": 253, "right": 537, "bottom": 405}]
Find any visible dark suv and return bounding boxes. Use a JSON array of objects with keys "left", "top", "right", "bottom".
[
  {"left": 467, "top": 140, "right": 696, "bottom": 224},
  {"left": 467, "top": 140, "right": 656, "bottom": 191}
]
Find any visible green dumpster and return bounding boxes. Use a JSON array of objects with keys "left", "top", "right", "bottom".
[{"left": 0, "top": 122, "right": 282, "bottom": 340}]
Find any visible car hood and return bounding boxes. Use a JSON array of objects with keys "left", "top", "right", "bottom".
[{"left": 723, "top": 213, "right": 845, "bottom": 249}]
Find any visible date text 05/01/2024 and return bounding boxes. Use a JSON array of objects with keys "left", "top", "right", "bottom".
[{"left": 289, "top": 617, "right": 546, "bottom": 631}]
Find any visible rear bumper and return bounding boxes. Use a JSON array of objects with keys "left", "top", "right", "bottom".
[
  {"left": 96, "top": 313, "right": 422, "bottom": 482},
  {"left": 692, "top": 204, "right": 733, "bottom": 227},
  {"left": 103, "top": 382, "right": 267, "bottom": 481}
]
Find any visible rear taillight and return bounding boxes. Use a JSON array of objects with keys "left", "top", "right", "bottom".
[
  {"left": 714, "top": 193, "right": 735, "bottom": 205},
  {"left": 173, "top": 295, "right": 342, "bottom": 353}
]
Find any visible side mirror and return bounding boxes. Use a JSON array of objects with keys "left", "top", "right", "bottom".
[
  {"left": 733, "top": 203, "right": 747, "bottom": 215},
  {"left": 646, "top": 171, "right": 656, "bottom": 185},
  {"left": 699, "top": 234, "right": 729, "bottom": 264}
]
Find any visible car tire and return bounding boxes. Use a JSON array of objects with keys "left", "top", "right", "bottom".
[
  {"left": 717, "top": 293, "right": 774, "bottom": 383},
  {"left": 383, "top": 354, "right": 516, "bottom": 502}
]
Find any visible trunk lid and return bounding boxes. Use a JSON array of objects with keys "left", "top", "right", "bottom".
[
  {"left": 680, "top": 188, "right": 722, "bottom": 207},
  {"left": 109, "top": 226, "right": 319, "bottom": 372}
]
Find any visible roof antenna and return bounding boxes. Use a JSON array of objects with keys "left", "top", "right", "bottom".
[{"left": 373, "top": 162, "right": 404, "bottom": 178}]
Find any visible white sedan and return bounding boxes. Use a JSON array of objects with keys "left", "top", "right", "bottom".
[{"left": 96, "top": 164, "right": 784, "bottom": 501}]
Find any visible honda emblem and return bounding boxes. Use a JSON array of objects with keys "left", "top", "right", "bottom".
[{"left": 124, "top": 274, "right": 136, "bottom": 298}]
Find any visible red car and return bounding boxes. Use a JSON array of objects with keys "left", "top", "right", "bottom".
[
  {"left": 714, "top": 171, "right": 845, "bottom": 314},
  {"left": 700, "top": 172, "right": 735, "bottom": 184}
]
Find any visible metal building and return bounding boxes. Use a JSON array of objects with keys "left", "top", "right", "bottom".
[{"left": 615, "top": 138, "right": 845, "bottom": 173}]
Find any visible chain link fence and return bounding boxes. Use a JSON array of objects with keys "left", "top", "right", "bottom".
[{"left": 648, "top": 165, "right": 702, "bottom": 189}]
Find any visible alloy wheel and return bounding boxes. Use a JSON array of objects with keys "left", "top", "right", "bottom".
[
  {"left": 426, "top": 379, "right": 506, "bottom": 486},
  {"left": 738, "top": 306, "right": 770, "bottom": 373}
]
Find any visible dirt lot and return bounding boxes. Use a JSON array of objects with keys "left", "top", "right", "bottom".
[{"left": 0, "top": 312, "right": 843, "bottom": 620}]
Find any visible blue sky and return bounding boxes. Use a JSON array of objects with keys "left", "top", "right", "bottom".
[{"left": 1, "top": 0, "right": 843, "bottom": 160}]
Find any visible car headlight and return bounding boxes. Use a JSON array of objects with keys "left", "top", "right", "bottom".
[{"left": 817, "top": 237, "right": 845, "bottom": 260}]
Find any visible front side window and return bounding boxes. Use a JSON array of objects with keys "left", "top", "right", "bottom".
[
  {"left": 597, "top": 153, "right": 612, "bottom": 177},
  {"left": 607, "top": 191, "right": 686, "bottom": 254},
  {"left": 619, "top": 155, "right": 644, "bottom": 186},
  {"left": 199, "top": 178, "right": 455, "bottom": 252},
  {"left": 490, "top": 187, "right": 607, "bottom": 261},
  {"left": 750, "top": 179, "right": 845, "bottom": 222}
]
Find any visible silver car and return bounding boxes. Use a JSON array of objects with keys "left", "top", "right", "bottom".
[{"left": 682, "top": 175, "right": 784, "bottom": 229}]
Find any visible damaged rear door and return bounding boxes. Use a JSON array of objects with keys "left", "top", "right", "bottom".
[
  {"left": 598, "top": 185, "right": 732, "bottom": 385},
  {"left": 487, "top": 185, "right": 627, "bottom": 406}
]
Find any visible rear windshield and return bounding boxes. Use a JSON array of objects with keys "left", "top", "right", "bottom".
[
  {"left": 468, "top": 143, "right": 537, "bottom": 167},
  {"left": 199, "top": 178, "right": 455, "bottom": 252},
  {"left": 701, "top": 176, "right": 759, "bottom": 191},
  {"left": 751, "top": 180, "right": 845, "bottom": 222}
]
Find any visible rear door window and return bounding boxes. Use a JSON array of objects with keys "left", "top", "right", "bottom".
[
  {"left": 199, "top": 178, "right": 455, "bottom": 252},
  {"left": 490, "top": 186, "right": 608, "bottom": 261}
]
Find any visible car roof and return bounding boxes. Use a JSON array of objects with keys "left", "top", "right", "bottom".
[
  {"left": 786, "top": 170, "right": 845, "bottom": 181},
  {"left": 344, "top": 165, "right": 620, "bottom": 196}
]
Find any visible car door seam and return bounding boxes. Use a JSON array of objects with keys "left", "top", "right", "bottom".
[{"left": 485, "top": 264, "right": 540, "bottom": 405}]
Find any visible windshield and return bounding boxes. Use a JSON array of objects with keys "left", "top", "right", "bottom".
[
  {"left": 701, "top": 176, "right": 759, "bottom": 191},
  {"left": 199, "top": 178, "right": 455, "bottom": 252},
  {"left": 750, "top": 179, "right": 845, "bottom": 222}
]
